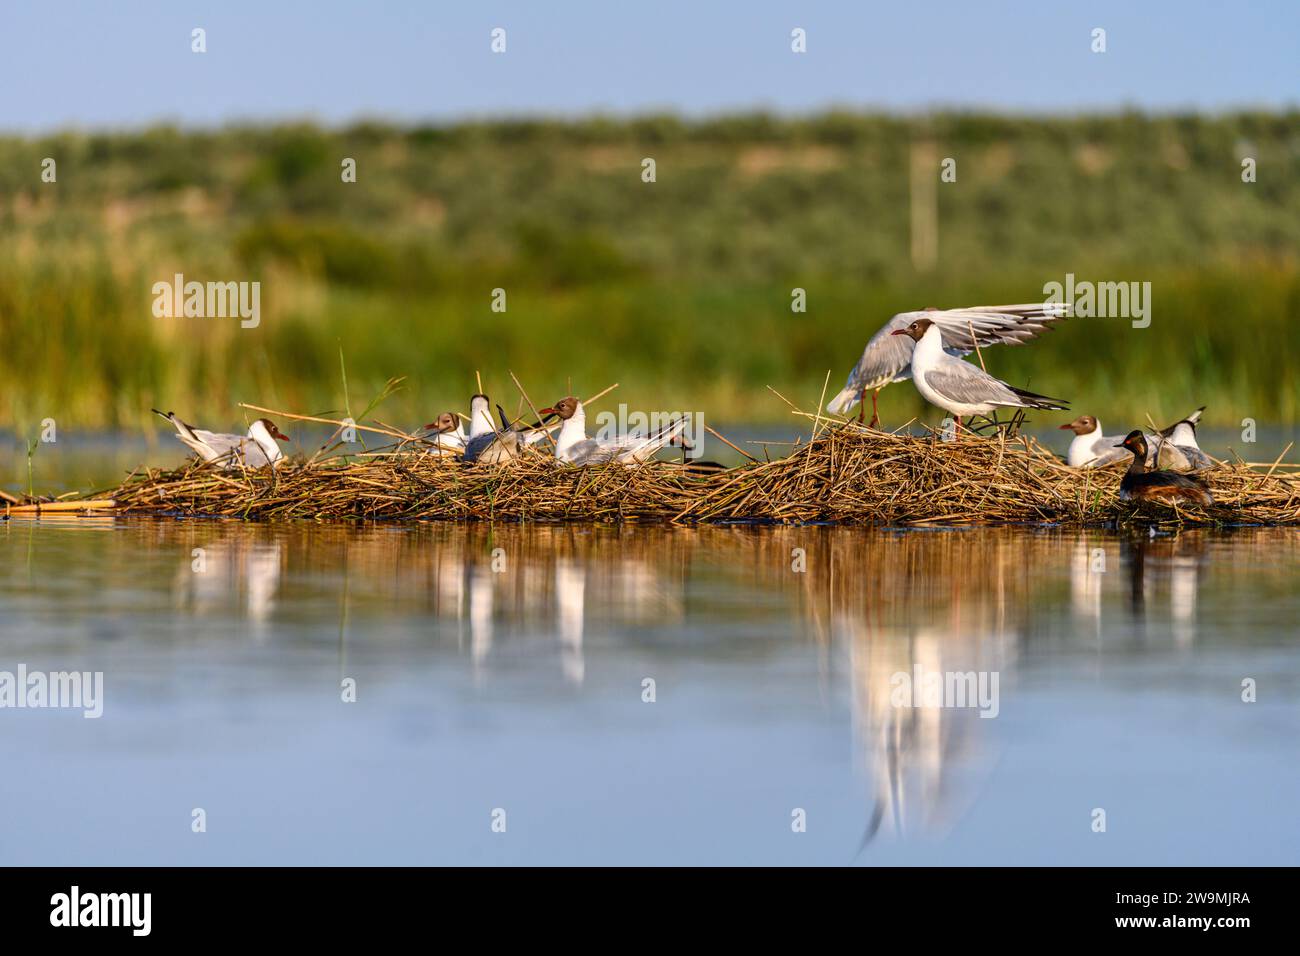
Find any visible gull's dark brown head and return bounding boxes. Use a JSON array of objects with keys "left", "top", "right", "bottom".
[
  {"left": 424, "top": 412, "right": 459, "bottom": 434},
  {"left": 1060, "top": 415, "right": 1098, "bottom": 435},
  {"left": 890, "top": 317, "right": 935, "bottom": 342},
  {"left": 538, "top": 396, "right": 579, "bottom": 420},
  {"left": 1116, "top": 430, "right": 1148, "bottom": 457},
  {"left": 258, "top": 418, "right": 290, "bottom": 442}
]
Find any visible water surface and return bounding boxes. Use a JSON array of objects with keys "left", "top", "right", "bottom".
[{"left": 2, "top": 515, "right": 1297, "bottom": 865}]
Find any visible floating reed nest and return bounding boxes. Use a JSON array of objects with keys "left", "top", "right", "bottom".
[{"left": 47, "top": 425, "right": 1300, "bottom": 527}]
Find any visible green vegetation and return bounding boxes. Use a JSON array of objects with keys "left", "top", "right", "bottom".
[{"left": 0, "top": 112, "right": 1297, "bottom": 431}]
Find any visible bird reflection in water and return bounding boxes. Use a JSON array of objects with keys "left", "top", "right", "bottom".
[
  {"left": 173, "top": 535, "right": 283, "bottom": 631},
  {"left": 422, "top": 528, "right": 686, "bottom": 688},
  {"left": 810, "top": 530, "right": 1020, "bottom": 851},
  {"left": 1121, "top": 529, "right": 1206, "bottom": 648},
  {"left": 555, "top": 559, "right": 586, "bottom": 685},
  {"left": 468, "top": 563, "right": 495, "bottom": 677},
  {"left": 156, "top": 522, "right": 1224, "bottom": 853}
]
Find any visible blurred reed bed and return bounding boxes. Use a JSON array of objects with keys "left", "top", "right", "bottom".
[{"left": 1, "top": 112, "right": 1297, "bottom": 431}]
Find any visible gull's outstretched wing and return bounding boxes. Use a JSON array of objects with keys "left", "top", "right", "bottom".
[
  {"left": 928, "top": 303, "right": 1070, "bottom": 353},
  {"left": 828, "top": 303, "right": 1069, "bottom": 413}
]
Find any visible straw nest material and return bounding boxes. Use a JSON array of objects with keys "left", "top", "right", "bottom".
[{"left": 65, "top": 425, "right": 1300, "bottom": 527}]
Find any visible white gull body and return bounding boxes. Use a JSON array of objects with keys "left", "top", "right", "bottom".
[
  {"left": 902, "top": 320, "right": 1069, "bottom": 420},
  {"left": 1063, "top": 418, "right": 1134, "bottom": 468},
  {"left": 153, "top": 409, "right": 287, "bottom": 469},
  {"left": 543, "top": 397, "right": 687, "bottom": 466},
  {"left": 461, "top": 395, "right": 502, "bottom": 461}
]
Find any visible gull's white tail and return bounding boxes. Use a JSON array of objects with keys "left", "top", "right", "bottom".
[
  {"left": 620, "top": 416, "right": 689, "bottom": 463},
  {"left": 826, "top": 386, "right": 860, "bottom": 415}
]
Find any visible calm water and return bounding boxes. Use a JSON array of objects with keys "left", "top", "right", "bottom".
[
  {"left": 3, "top": 436, "right": 1300, "bottom": 866},
  {"left": 2, "top": 515, "right": 1298, "bottom": 866}
]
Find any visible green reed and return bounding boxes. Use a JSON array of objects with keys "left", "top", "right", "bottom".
[{"left": 0, "top": 112, "right": 1296, "bottom": 429}]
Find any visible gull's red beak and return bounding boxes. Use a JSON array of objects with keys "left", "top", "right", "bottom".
[
  {"left": 271, "top": 426, "right": 290, "bottom": 442},
  {"left": 538, "top": 407, "right": 556, "bottom": 417},
  {"left": 1059, "top": 423, "right": 1073, "bottom": 430},
  {"left": 890, "top": 329, "right": 908, "bottom": 336}
]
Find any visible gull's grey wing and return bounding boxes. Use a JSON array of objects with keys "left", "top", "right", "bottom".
[
  {"left": 191, "top": 429, "right": 242, "bottom": 453},
  {"left": 237, "top": 443, "right": 274, "bottom": 468},
  {"left": 466, "top": 430, "right": 524, "bottom": 464},
  {"left": 462, "top": 432, "right": 496, "bottom": 462},
  {"left": 927, "top": 303, "right": 1070, "bottom": 353},
  {"left": 1154, "top": 440, "right": 1213, "bottom": 472},
  {"left": 1082, "top": 445, "right": 1130, "bottom": 468},
  {"left": 921, "top": 361, "right": 1023, "bottom": 408},
  {"left": 167, "top": 430, "right": 217, "bottom": 461},
  {"left": 522, "top": 425, "right": 556, "bottom": 445},
  {"left": 192, "top": 430, "right": 260, "bottom": 466},
  {"left": 567, "top": 438, "right": 620, "bottom": 466},
  {"left": 841, "top": 318, "right": 918, "bottom": 393},
  {"left": 617, "top": 417, "right": 688, "bottom": 463},
  {"left": 189, "top": 430, "right": 272, "bottom": 468}
]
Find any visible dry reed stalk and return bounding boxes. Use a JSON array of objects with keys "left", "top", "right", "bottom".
[
  {"left": 6, "top": 499, "right": 117, "bottom": 515},
  {"left": 238, "top": 403, "right": 420, "bottom": 444},
  {"left": 706, "top": 426, "right": 759, "bottom": 463}
]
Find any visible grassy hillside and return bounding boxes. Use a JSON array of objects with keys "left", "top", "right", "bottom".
[{"left": 1, "top": 112, "right": 1297, "bottom": 432}]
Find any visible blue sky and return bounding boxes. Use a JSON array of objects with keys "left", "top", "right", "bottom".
[{"left": 0, "top": 1, "right": 1296, "bottom": 131}]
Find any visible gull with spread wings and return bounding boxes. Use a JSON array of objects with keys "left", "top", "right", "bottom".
[
  {"left": 826, "top": 303, "right": 1069, "bottom": 427},
  {"left": 889, "top": 317, "right": 1069, "bottom": 429}
]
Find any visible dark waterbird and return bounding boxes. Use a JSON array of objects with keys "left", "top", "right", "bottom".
[{"left": 1115, "top": 431, "right": 1214, "bottom": 507}]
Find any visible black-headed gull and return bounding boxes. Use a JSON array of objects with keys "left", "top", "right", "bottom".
[
  {"left": 423, "top": 412, "right": 466, "bottom": 456},
  {"left": 466, "top": 394, "right": 496, "bottom": 443},
  {"left": 466, "top": 425, "right": 518, "bottom": 466},
  {"left": 427, "top": 395, "right": 506, "bottom": 459},
  {"left": 462, "top": 395, "right": 506, "bottom": 462},
  {"left": 890, "top": 318, "right": 1069, "bottom": 428},
  {"left": 427, "top": 395, "right": 556, "bottom": 463},
  {"left": 1060, "top": 408, "right": 1209, "bottom": 471},
  {"left": 1153, "top": 407, "right": 1212, "bottom": 471},
  {"left": 827, "top": 303, "right": 1068, "bottom": 427},
  {"left": 152, "top": 409, "right": 289, "bottom": 469},
  {"left": 538, "top": 396, "right": 688, "bottom": 465},
  {"left": 460, "top": 395, "right": 555, "bottom": 464},
  {"left": 1060, "top": 415, "right": 1139, "bottom": 467}
]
